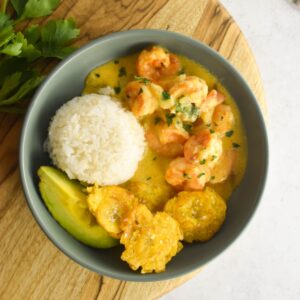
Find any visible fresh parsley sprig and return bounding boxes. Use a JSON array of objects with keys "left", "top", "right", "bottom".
[{"left": 0, "top": 0, "right": 80, "bottom": 113}]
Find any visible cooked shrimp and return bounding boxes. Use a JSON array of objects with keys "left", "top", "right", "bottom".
[
  {"left": 165, "top": 157, "right": 210, "bottom": 190},
  {"left": 150, "top": 112, "right": 189, "bottom": 144},
  {"left": 210, "top": 150, "right": 236, "bottom": 184},
  {"left": 136, "top": 46, "right": 181, "bottom": 81},
  {"left": 190, "top": 118, "right": 204, "bottom": 135},
  {"left": 157, "top": 74, "right": 185, "bottom": 91},
  {"left": 184, "top": 163, "right": 211, "bottom": 190},
  {"left": 169, "top": 76, "right": 208, "bottom": 108},
  {"left": 165, "top": 158, "right": 192, "bottom": 187},
  {"left": 145, "top": 129, "right": 184, "bottom": 158},
  {"left": 125, "top": 81, "right": 163, "bottom": 117},
  {"left": 200, "top": 89, "right": 225, "bottom": 124},
  {"left": 156, "top": 121, "right": 189, "bottom": 145},
  {"left": 212, "top": 104, "right": 235, "bottom": 136},
  {"left": 183, "top": 129, "right": 223, "bottom": 165}
]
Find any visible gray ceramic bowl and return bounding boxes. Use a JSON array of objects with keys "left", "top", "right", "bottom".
[{"left": 20, "top": 29, "right": 268, "bottom": 282}]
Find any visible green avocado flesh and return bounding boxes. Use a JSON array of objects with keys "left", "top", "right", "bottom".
[{"left": 38, "top": 166, "right": 118, "bottom": 248}]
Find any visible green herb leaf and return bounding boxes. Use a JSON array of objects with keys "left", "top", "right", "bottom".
[
  {"left": 10, "top": 0, "right": 26, "bottom": 16},
  {"left": 210, "top": 176, "right": 216, "bottom": 180},
  {"left": 38, "top": 19, "right": 79, "bottom": 59},
  {"left": 178, "top": 68, "right": 185, "bottom": 75},
  {"left": 211, "top": 155, "right": 217, "bottom": 161},
  {"left": 165, "top": 112, "right": 175, "bottom": 126},
  {"left": 0, "top": 37, "right": 23, "bottom": 55},
  {"left": 0, "top": 57, "right": 26, "bottom": 85},
  {"left": 175, "top": 102, "right": 199, "bottom": 120},
  {"left": 152, "top": 156, "right": 157, "bottom": 161},
  {"left": 24, "top": 25, "right": 40, "bottom": 45},
  {"left": 146, "top": 176, "right": 151, "bottom": 181},
  {"left": 0, "top": 74, "right": 44, "bottom": 106},
  {"left": 232, "top": 142, "right": 241, "bottom": 148},
  {"left": 114, "top": 86, "right": 121, "bottom": 94},
  {"left": 225, "top": 130, "right": 234, "bottom": 137},
  {"left": 23, "top": 20, "right": 79, "bottom": 59},
  {"left": 134, "top": 76, "right": 150, "bottom": 83},
  {"left": 0, "top": 32, "right": 41, "bottom": 60},
  {"left": 162, "top": 90, "right": 170, "bottom": 100},
  {"left": 0, "top": 3, "right": 80, "bottom": 114},
  {"left": 200, "top": 159, "right": 206, "bottom": 165},
  {"left": 198, "top": 172, "right": 205, "bottom": 178},
  {"left": 12, "top": 0, "right": 60, "bottom": 20},
  {"left": 183, "top": 123, "right": 192, "bottom": 132},
  {"left": 0, "top": 12, "right": 14, "bottom": 48},
  {"left": 175, "top": 102, "right": 183, "bottom": 113},
  {"left": 118, "top": 66, "right": 127, "bottom": 77},
  {"left": 190, "top": 104, "right": 199, "bottom": 117},
  {"left": 0, "top": 72, "right": 22, "bottom": 100},
  {"left": 210, "top": 129, "right": 215, "bottom": 134},
  {"left": 20, "top": 44, "right": 41, "bottom": 61}
]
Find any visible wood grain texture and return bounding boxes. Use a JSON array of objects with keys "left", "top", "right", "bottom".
[{"left": 0, "top": 0, "right": 266, "bottom": 299}]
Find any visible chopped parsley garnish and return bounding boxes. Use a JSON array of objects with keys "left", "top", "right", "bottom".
[
  {"left": 152, "top": 156, "right": 157, "bottom": 161},
  {"left": 211, "top": 155, "right": 217, "bottom": 161},
  {"left": 210, "top": 129, "right": 215, "bottom": 134},
  {"left": 175, "top": 102, "right": 199, "bottom": 119},
  {"left": 183, "top": 123, "right": 192, "bottom": 132},
  {"left": 114, "top": 86, "right": 121, "bottom": 94},
  {"left": 198, "top": 172, "right": 205, "bottom": 178},
  {"left": 118, "top": 67, "right": 127, "bottom": 77},
  {"left": 210, "top": 176, "right": 216, "bottom": 180},
  {"left": 200, "top": 159, "right": 206, "bottom": 165},
  {"left": 190, "top": 104, "right": 199, "bottom": 117},
  {"left": 175, "top": 102, "right": 184, "bottom": 113},
  {"left": 146, "top": 176, "right": 152, "bottom": 181},
  {"left": 162, "top": 90, "right": 170, "bottom": 100},
  {"left": 95, "top": 73, "right": 100, "bottom": 78},
  {"left": 225, "top": 130, "right": 234, "bottom": 137},
  {"left": 178, "top": 68, "right": 185, "bottom": 75},
  {"left": 114, "top": 60, "right": 119, "bottom": 64},
  {"left": 134, "top": 76, "right": 150, "bottom": 83},
  {"left": 165, "top": 112, "right": 175, "bottom": 126},
  {"left": 232, "top": 142, "right": 241, "bottom": 148},
  {"left": 183, "top": 173, "right": 192, "bottom": 179},
  {"left": 154, "top": 117, "right": 162, "bottom": 125}
]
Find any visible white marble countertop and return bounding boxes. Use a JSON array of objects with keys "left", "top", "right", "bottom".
[{"left": 162, "top": 0, "right": 300, "bottom": 299}]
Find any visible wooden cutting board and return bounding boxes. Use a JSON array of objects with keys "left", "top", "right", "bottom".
[{"left": 0, "top": 0, "right": 266, "bottom": 299}]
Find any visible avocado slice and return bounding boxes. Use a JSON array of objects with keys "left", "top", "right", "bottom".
[{"left": 38, "top": 166, "right": 118, "bottom": 248}]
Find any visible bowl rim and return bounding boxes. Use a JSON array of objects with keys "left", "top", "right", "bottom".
[{"left": 19, "top": 28, "right": 269, "bottom": 282}]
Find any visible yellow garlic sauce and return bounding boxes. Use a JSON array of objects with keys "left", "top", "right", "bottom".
[{"left": 83, "top": 53, "right": 247, "bottom": 203}]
